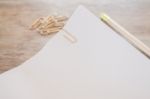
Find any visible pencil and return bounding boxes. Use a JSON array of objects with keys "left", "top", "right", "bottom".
[{"left": 100, "top": 13, "right": 150, "bottom": 58}]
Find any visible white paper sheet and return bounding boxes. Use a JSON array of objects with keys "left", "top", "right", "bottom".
[{"left": 0, "top": 6, "right": 150, "bottom": 99}]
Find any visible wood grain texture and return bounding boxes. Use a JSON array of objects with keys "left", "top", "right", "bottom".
[{"left": 0, "top": 0, "right": 150, "bottom": 73}]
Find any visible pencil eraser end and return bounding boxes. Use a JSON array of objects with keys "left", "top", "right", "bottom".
[{"left": 100, "top": 13, "right": 109, "bottom": 21}]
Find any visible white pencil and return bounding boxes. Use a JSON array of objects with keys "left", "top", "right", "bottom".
[{"left": 100, "top": 13, "right": 150, "bottom": 58}]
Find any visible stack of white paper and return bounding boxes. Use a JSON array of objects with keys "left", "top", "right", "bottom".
[{"left": 0, "top": 6, "right": 150, "bottom": 99}]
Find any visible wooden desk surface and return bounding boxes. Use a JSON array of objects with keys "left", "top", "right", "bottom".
[{"left": 0, "top": 0, "right": 150, "bottom": 73}]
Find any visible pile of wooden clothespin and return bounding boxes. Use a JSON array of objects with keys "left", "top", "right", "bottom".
[{"left": 30, "top": 15, "right": 68, "bottom": 36}]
